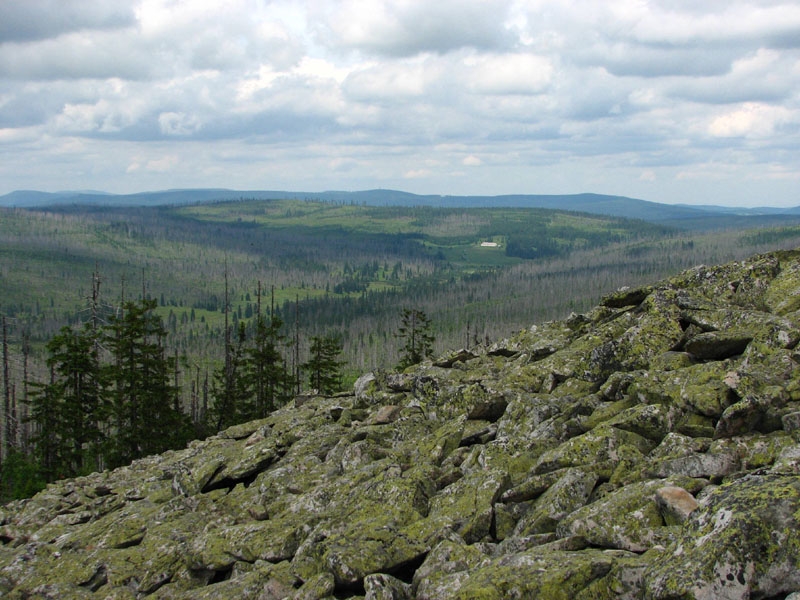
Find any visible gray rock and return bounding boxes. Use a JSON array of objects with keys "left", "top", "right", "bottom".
[
  {"left": 513, "top": 467, "right": 598, "bottom": 535},
  {"left": 644, "top": 473, "right": 800, "bottom": 600},
  {"left": 684, "top": 331, "right": 753, "bottom": 359},
  {"left": 365, "top": 573, "right": 413, "bottom": 600}
]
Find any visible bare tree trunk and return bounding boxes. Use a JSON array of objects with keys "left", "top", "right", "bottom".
[
  {"left": 2, "top": 316, "right": 11, "bottom": 461},
  {"left": 21, "top": 329, "right": 29, "bottom": 452},
  {"left": 294, "top": 294, "right": 300, "bottom": 395}
]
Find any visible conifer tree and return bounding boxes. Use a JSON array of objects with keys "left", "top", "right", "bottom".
[
  {"left": 28, "top": 324, "right": 107, "bottom": 479},
  {"left": 209, "top": 321, "right": 250, "bottom": 431},
  {"left": 209, "top": 306, "right": 292, "bottom": 432},
  {"left": 396, "top": 308, "right": 435, "bottom": 370},
  {"left": 242, "top": 311, "right": 288, "bottom": 419},
  {"left": 303, "top": 334, "right": 344, "bottom": 395},
  {"left": 104, "top": 298, "right": 187, "bottom": 467}
]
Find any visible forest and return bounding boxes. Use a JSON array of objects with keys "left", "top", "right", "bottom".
[{"left": 3, "top": 197, "right": 800, "bottom": 500}]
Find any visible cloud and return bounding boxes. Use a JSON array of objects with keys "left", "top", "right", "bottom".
[
  {"left": 639, "top": 170, "right": 656, "bottom": 182},
  {"left": 462, "top": 53, "right": 553, "bottom": 95},
  {"left": 0, "top": 0, "right": 135, "bottom": 43},
  {"left": 343, "top": 59, "right": 437, "bottom": 101},
  {"left": 158, "top": 112, "right": 201, "bottom": 136},
  {"left": 0, "top": 32, "right": 155, "bottom": 81},
  {"left": 535, "top": 1, "right": 800, "bottom": 78},
  {"left": 317, "top": 0, "right": 515, "bottom": 57},
  {"left": 666, "top": 48, "right": 797, "bottom": 104},
  {"left": 0, "top": 0, "right": 304, "bottom": 81},
  {"left": 708, "top": 103, "right": 794, "bottom": 138},
  {"left": 0, "top": 0, "right": 798, "bottom": 206},
  {"left": 128, "top": 154, "right": 179, "bottom": 173}
]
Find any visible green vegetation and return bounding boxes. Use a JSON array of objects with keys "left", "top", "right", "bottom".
[
  {"left": 396, "top": 308, "right": 435, "bottom": 370},
  {"left": 3, "top": 197, "right": 800, "bottom": 500},
  {"left": 303, "top": 334, "right": 345, "bottom": 394},
  {"left": 27, "top": 297, "right": 192, "bottom": 481}
]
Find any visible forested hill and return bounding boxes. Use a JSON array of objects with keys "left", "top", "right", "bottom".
[
  {"left": 3, "top": 188, "right": 800, "bottom": 227},
  {"left": 4, "top": 197, "right": 800, "bottom": 509}
]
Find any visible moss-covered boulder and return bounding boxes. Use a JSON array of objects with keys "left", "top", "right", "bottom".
[
  {"left": 644, "top": 473, "right": 800, "bottom": 599},
  {"left": 423, "top": 547, "right": 616, "bottom": 600},
  {"left": 557, "top": 478, "right": 698, "bottom": 552}
]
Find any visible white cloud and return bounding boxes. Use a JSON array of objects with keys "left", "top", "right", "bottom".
[
  {"left": 708, "top": 103, "right": 794, "bottom": 138},
  {"left": 54, "top": 99, "right": 142, "bottom": 134},
  {"left": 0, "top": 0, "right": 798, "bottom": 206},
  {"left": 639, "top": 170, "right": 656, "bottom": 182},
  {"left": 462, "top": 53, "right": 553, "bottom": 95},
  {"left": 145, "top": 154, "right": 180, "bottom": 173},
  {"left": 158, "top": 112, "right": 201, "bottom": 136},
  {"left": 127, "top": 150, "right": 180, "bottom": 174},
  {"left": 318, "top": 0, "right": 514, "bottom": 56},
  {"left": 344, "top": 59, "right": 437, "bottom": 100},
  {"left": 0, "top": 0, "right": 135, "bottom": 42}
]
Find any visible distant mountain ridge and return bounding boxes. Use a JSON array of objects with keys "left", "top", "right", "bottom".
[{"left": 2, "top": 188, "right": 800, "bottom": 226}]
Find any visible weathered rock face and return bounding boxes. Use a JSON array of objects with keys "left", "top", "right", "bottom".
[{"left": 2, "top": 249, "right": 800, "bottom": 599}]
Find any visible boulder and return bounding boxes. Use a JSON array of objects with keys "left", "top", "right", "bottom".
[
  {"left": 684, "top": 331, "right": 753, "bottom": 360},
  {"left": 513, "top": 467, "right": 598, "bottom": 535},
  {"left": 557, "top": 479, "right": 686, "bottom": 552},
  {"left": 644, "top": 473, "right": 800, "bottom": 599}
]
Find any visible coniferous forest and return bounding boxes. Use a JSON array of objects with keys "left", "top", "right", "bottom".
[{"left": 3, "top": 197, "right": 800, "bottom": 500}]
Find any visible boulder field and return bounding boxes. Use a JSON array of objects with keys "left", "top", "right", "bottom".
[{"left": 3, "top": 248, "right": 800, "bottom": 599}]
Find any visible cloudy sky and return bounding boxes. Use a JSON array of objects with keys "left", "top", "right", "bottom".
[{"left": 0, "top": 0, "right": 798, "bottom": 206}]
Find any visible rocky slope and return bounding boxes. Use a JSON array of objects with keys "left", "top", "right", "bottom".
[{"left": 3, "top": 249, "right": 800, "bottom": 599}]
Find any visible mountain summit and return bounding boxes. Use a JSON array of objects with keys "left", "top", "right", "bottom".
[{"left": 2, "top": 249, "right": 800, "bottom": 599}]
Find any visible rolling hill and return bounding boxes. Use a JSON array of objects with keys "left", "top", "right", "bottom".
[{"left": 3, "top": 188, "right": 799, "bottom": 227}]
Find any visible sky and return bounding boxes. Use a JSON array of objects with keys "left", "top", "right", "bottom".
[{"left": 0, "top": 1, "right": 798, "bottom": 207}]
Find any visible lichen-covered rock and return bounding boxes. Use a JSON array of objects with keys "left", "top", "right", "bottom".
[
  {"left": 427, "top": 547, "right": 616, "bottom": 600},
  {"left": 365, "top": 573, "right": 412, "bottom": 599},
  {"left": 601, "top": 285, "right": 653, "bottom": 308},
  {"left": 644, "top": 473, "right": 800, "bottom": 600},
  {"left": 426, "top": 470, "right": 511, "bottom": 543},
  {"left": 557, "top": 479, "right": 691, "bottom": 552},
  {"left": 413, "top": 538, "right": 488, "bottom": 599},
  {"left": 292, "top": 570, "right": 335, "bottom": 600},
  {"left": 684, "top": 331, "right": 753, "bottom": 360},
  {"left": 512, "top": 467, "right": 598, "bottom": 535},
  {"left": 533, "top": 423, "right": 654, "bottom": 478},
  {"left": 3, "top": 248, "right": 800, "bottom": 599}
]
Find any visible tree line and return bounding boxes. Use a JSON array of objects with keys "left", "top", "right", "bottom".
[{"left": 0, "top": 272, "right": 433, "bottom": 502}]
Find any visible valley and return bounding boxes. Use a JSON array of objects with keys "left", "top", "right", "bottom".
[{"left": 3, "top": 195, "right": 800, "bottom": 498}]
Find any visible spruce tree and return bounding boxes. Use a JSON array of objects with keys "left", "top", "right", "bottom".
[
  {"left": 209, "top": 311, "right": 291, "bottom": 432},
  {"left": 209, "top": 321, "right": 250, "bottom": 431},
  {"left": 303, "top": 334, "right": 344, "bottom": 395},
  {"left": 104, "top": 298, "right": 187, "bottom": 467},
  {"left": 28, "top": 324, "right": 107, "bottom": 479},
  {"left": 396, "top": 308, "right": 435, "bottom": 370},
  {"left": 242, "top": 312, "right": 289, "bottom": 419}
]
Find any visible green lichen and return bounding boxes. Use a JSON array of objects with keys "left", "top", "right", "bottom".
[{"left": 644, "top": 473, "right": 800, "bottom": 599}]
